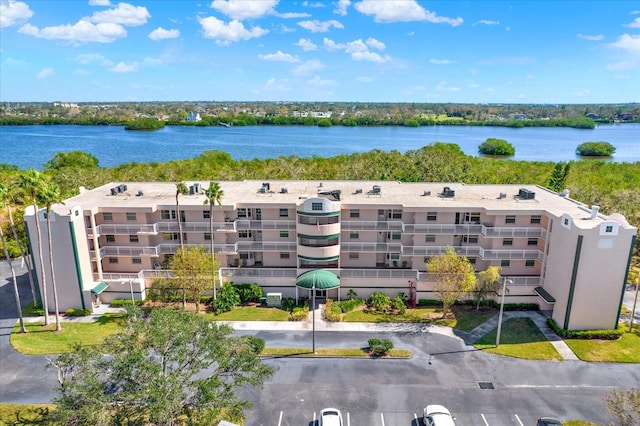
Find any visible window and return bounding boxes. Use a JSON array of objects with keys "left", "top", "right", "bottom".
[
  {"left": 239, "top": 252, "right": 251, "bottom": 260},
  {"left": 388, "top": 253, "right": 400, "bottom": 260},
  {"left": 311, "top": 202, "right": 323, "bottom": 211},
  {"left": 163, "top": 232, "right": 179, "bottom": 241},
  {"left": 349, "top": 252, "right": 359, "bottom": 259},
  {"left": 388, "top": 210, "right": 402, "bottom": 219},
  {"left": 202, "top": 210, "right": 210, "bottom": 219},
  {"left": 503, "top": 238, "right": 513, "bottom": 246},
  {"left": 563, "top": 217, "right": 570, "bottom": 226},
  {"left": 237, "top": 208, "right": 248, "bottom": 218},
  {"left": 464, "top": 212, "right": 481, "bottom": 223},
  {"left": 388, "top": 231, "right": 401, "bottom": 240},
  {"left": 425, "top": 234, "right": 436, "bottom": 243},
  {"left": 108, "top": 257, "right": 118, "bottom": 264},
  {"left": 129, "top": 235, "right": 139, "bottom": 243},
  {"left": 126, "top": 212, "right": 136, "bottom": 221},
  {"left": 132, "top": 257, "right": 142, "bottom": 264},
  {"left": 528, "top": 238, "right": 538, "bottom": 246},
  {"left": 468, "top": 257, "right": 477, "bottom": 265},
  {"left": 280, "top": 252, "right": 290, "bottom": 259},
  {"left": 350, "top": 231, "right": 359, "bottom": 239},
  {"left": 238, "top": 230, "right": 253, "bottom": 238},
  {"left": 505, "top": 215, "right": 516, "bottom": 224},
  {"left": 525, "top": 259, "right": 535, "bottom": 267},
  {"left": 350, "top": 209, "right": 360, "bottom": 218},
  {"left": 279, "top": 231, "right": 289, "bottom": 238},
  {"left": 427, "top": 212, "right": 437, "bottom": 221},
  {"left": 463, "top": 235, "right": 478, "bottom": 244},
  {"left": 605, "top": 225, "right": 613, "bottom": 233},
  {"left": 279, "top": 208, "right": 289, "bottom": 217},
  {"left": 530, "top": 215, "right": 541, "bottom": 224},
  {"left": 500, "top": 259, "right": 510, "bottom": 267},
  {"left": 106, "top": 235, "right": 115, "bottom": 243},
  {"left": 103, "top": 212, "right": 113, "bottom": 221},
  {"left": 161, "top": 210, "right": 176, "bottom": 220},
  {"left": 204, "top": 232, "right": 211, "bottom": 241}
]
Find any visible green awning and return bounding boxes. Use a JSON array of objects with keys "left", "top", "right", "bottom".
[
  {"left": 296, "top": 270, "right": 340, "bottom": 290},
  {"left": 534, "top": 286, "right": 556, "bottom": 304},
  {"left": 91, "top": 282, "right": 108, "bottom": 295}
]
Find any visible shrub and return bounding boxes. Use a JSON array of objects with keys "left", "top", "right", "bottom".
[
  {"left": 368, "top": 338, "right": 394, "bottom": 357},
  {"left": 289, "top": 306, "right": 309, "bottom": 321},
  {"left": 282, "top": 297, "right": 297, "bottom": 312},
  {"left": 547, "top": 318, "right": 624, "bottom": 339},
  {"left": 212, "top": 282, "right": 240, "bottom": 314},
  {"left": 234, "top": 283, "right": 263, "bottom": 304},
  {"left": 324, "top": 299, "right": 343, "bottom": 322},
  {"left": 110, "top": 298, "right": 145, "bottom": 307},
  {"left": 576, "top": 141, "right": 616, "bottom": 157},
  {"left": 417, "top": 299, "right": 442, "bottom": 307},
  {"left": 369, "top": 292, "right": 391, "bottom": 312},
  {"left": 65, "top": 308, "right": 92, "bottom": 317},
  {"left": 391, "top": 295, "right": 406, "bottom": 314},
  {"left": 337, "top": 298, "right": 364, "bottom": 313},
  {"left": 22, "top": 301, "right": 45, "bottom": 317},
  {"left": 478, "top": 138, "right": 515, "bottom": 156},
  {"left": 245, "top": 335, "right": 265, "bottom": 354}
]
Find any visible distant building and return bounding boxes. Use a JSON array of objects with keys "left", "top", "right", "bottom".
[
  {"left": 24, "top": 180, "right": 636, "bottom": 331},
  {"left": 510, "top": 113, "right": 528, "bottom": 120},
  {"left": 585, "top": 113, "right": 599, "bottom": 119},
  {"left": 185, "top": 112, "right": 202, "bottom": 122}
]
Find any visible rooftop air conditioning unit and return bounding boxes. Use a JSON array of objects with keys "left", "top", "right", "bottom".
[
  {"left": 136, "top": 189, "right": 144, "bottom": 197},
  {"left": 193, "top": 182, "right": 201, "bottom": 193},
  {"left": 372, "top": 185, "right": 381, "bottom": 194},
  {"left": 110, "top": 187, "right": 118, "bottom": 196},
  {"left": 518, "top": 188, "right": 535, "bottom": 199},
  {"left": 262, "top": 182, "right": 270, "bottom": 191},
  {"left": 280, "top": 187, "right": 288, "bottom": 194},
  {"left": 422, "top": 190, "right": 431, "bottom": 196},
  {"left": 257, "top": 186, "right": 266, "bottom": 194},
  {"left": 498, "top": 192, "right": 507, "bottom": 199},
  {"left": 354, "top": 188, "right": 362, "bottom": 194},
  {"left": 442, "top": 187, "right": 455, "bottom": 198}
]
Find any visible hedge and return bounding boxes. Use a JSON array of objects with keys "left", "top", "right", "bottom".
[{"left": 547, "top": 318, "right": 624, "bottom": 340}]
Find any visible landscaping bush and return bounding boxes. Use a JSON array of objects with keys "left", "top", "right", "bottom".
[
  {"left": 245, "top": 335, "right": 265, "bottom": 354},
  {"left": 110, "top": 298, "right": 145, "bottom": 307},
  {"left": 368, "top": 338, "right": 394, "bottom": 357},
  {"left": 234, "top": 283, "right": 263, "bottom": 304},
  {"left": 336, "top": 298, "right": 364, "bottom": 313},
  {"left": 22, "top": 301, "right": 45, "bottom": 317},
  {"left": 391, "top": 294, "right": 407, "bottom": 314},
  {"left": 289, "top": 306, "right": 309, "bottom": 321},
  {"left": 324, "top": 299, "right": 343, "bottom": 322},
  {"left": 478, "top": 138, "right": 515, "bottom": 156},
  {"left": 576, "top": 141, "right": 616, "bottom": 157},
  {"left": 547, "top": 318, "right": 624, "bottom": 340},
  {"left": 65, "top": 308, "right": 92, "bottom": 317},
  {"left": 282, "top": 297, "right": 297, "bottom": 312},
  {"left": 212, "top": 282, "right": 241, "bottom": 314},
  {"left": 369, "top": 292, "right": 391, "bottom": 312},
  {"left": 417, "top": 299, "right": 442, "bottom": 307}
]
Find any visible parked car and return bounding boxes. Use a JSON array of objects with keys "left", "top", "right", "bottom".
[
  {"left": 537, "top": 418, "right": 562, "bottom": 426},
  {"left": 319, "top": 408, "right": 343, "bottom": 426},
  {"left": 423, "top": 404, "right": 456, "bottom": 426}
]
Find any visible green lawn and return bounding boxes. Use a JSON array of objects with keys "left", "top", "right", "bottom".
[
  {"left": 10, "top": 314, "right": 126, "bottom": 355},
  {"left": 474, "top": 317, "right": 563, "bottom": 361},
  {"left": 207, "top": 305, "right": 291, "bottom": 321},
  {"left": 0, "top": 403, "right": 57, "bottom": 425},
  {"left": 565, "top": 327, "right": 640, "bottom": 363}
]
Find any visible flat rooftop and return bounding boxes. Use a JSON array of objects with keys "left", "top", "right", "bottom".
[{"left": 55, "top": 180, "right": 632, "bottom": 230}]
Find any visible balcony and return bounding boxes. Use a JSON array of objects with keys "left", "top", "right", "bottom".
[
  {"left": 340, "top": 220, "right": 404, "bottom": 231},
  {"left": 341, "top": 242, "right": 403, "bottom": 253},
  {"left": 297, "top": 244, "right": 341, "bottom": 259}
]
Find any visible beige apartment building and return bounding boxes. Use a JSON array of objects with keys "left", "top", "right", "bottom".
[{"left": 24, "top": 180, "right": 636, "bottom": 330}]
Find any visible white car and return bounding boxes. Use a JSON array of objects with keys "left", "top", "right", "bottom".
[
  {"left": 423, "top": 404, "right": 456, "bottom": 426},
  {"left": 319, "top": 407, "right": 343, "bottom": 426}
]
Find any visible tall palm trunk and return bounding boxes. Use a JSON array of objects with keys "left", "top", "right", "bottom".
[
  {"left": 33, "top": 201, "right": 49, "bottom": 326},
  {"left": 6, "top": 204, "right": 38, "bottom": 307},
  {"left": 46, "top": 211, "right": 62, "bottom": 331},
  {"left": 209, "top": 202, "right": 215, "bottom": 301},
  {"left": 1, "top": 228, "right": 26, "bottom": 333}
]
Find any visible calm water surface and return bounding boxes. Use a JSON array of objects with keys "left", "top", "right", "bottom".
[{"left": 0, "top": 124, "right": 638, "bottom": 169}]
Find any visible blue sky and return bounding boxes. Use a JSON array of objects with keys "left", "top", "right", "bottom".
[{"left": 1, "top": 0, "right": 639, "bottom": 103}]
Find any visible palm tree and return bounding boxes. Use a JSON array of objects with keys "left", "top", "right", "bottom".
[
  {"left": 0, "top": 182, "right": 39, "bottom": 307},
  {"left": 38, "top": 182, "right": 65, "bottom": 332},
  {"left": 203, "top": 182, "right": 224, "bottom": 300},
  {"left": 1, "top": 225, "right": 26, "bottom": 333},
  {"left": 175, "top": 182, "right": 188, "bottom": 249},
  {"left": 18, "top": 170, "right": 50, "bottom": 326}
]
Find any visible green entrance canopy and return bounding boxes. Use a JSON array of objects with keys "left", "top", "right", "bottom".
[
  {"left": 295, "top": 270, "right": 340, "bottom": 290},
  {"left": 91, "top": 282, "right": 108, "bottom": 295}
]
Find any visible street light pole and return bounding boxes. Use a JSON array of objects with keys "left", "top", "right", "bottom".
[
  {"left": 495, "top": 276, "right": 512, "bottom": 348},
  {"left": 629, "top": 271, "right": 639, "bottom": 333},
  {"left": 312, "top": 272, "right": 316, "bottom": 354},
  {"left": 121, "top": 278, "right": 135, "bottom": 306}
]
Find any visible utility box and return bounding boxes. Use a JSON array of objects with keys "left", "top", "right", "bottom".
[{"left": 266, "top": 293, "right": 282, "bottom": 307}]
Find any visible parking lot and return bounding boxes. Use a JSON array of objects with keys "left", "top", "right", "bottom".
[{"left": 263, "top": 409, "right": 537, "bottom": 425}]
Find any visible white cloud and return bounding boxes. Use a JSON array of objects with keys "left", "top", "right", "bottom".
[
  {"left": 277, "top": 12, "right": 311, "bottom": 18},
  {"left": 109, "top": 61, "right": 139, "bottom": 72},
  {"left": 354, "top": 0, "right": 462, "bottom": 26},
  {"left": 607, "top": 34, "right": 640, "bottom": 55},
  {"left": 294, "top": 38, "right": 318, "bottom": 51},
  {"left": 323, "top": 37, "right": 389, "bottom": 62},
  {"left": 90, "top": 2, "right": 150, "bottom": 26},
  {"left": 473, "top": 20, "right": 499, "bottom": 26},
  {"left": 258, "top": 50, "right": 300, "bottom": 62},
  {"left": 357, "top": 76, "right": 374, "bottom": 83},
  {"left": 36, "top": 67, "right": 53, "bottom": 79},
  {"left": 263, "top": 77, "right": 290, "bottom": 92},
  {"left": 365, "top": 37, "right": 385, "bottom": 50},
  {"left": 298, "top": 19, "right": 344, "bottom": 33},
  {"left": 303, "top": 1, "right": 325, "bottom": 8},
  {"left": 308, "top": 75, "right": 337, "bottom": 87},
  {"left": 323, "top": 37, "right": 342, "bottom": 51},
  {"left": 505, "top": 26, "right": 511, "bottom": 31},
  {"left": 0, "top": 0, "right": 33, "bottom": 28},
  {"left": 19, "top": 21, "right": 127, "bottom": 44},
  {"left": 73, "top": 53, "right": 113, "bottom": 66},
  {"left": 467, "top": 82, "right": 479, "bottom": 88},
  {"left": 149, "top": 27, "right": 180, "bottom": 40},
  {"left": 198, "top": 16, "right": 268, "bottom": 45},
  {"left": 625, "top": 17, "right": 640, "bottom": 28},
  {"left": 435, "top": 81, "right": 459, "bottom": 91},
  {"left": 334, "top": 0, "right": 351, "bottom": 16},
  {"left": 293, "top": 59, "right": 324, "bottom": 76},
  {"left": 351, "top": 50, "right": 388, "bottom": 63},
  {"left": 429, "top": 58, "right": 454, "bottom": 64},
  {"left": 89, "top": 0, "right": 111, "bottom": 5},
  {"left": 577, "top": 33, "right": 604, "bottom": 41},
  {"left": 211, "top": 0, "right": 278, "bottom": 20}
]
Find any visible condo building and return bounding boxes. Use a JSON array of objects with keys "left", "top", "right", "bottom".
[{"left": 24, "top": 180, "right": 636, "bottom": 331}]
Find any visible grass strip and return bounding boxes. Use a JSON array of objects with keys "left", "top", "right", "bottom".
[{"left": 261, "top": 347, "right": 412, "bottom": 358}]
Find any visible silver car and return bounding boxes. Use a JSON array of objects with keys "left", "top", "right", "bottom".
[
  {"left": 319, "top": 408, "right": 343, "bottom": 426},
  {"left": 423, "top": 404, "right": 456, "bottom": 426}
]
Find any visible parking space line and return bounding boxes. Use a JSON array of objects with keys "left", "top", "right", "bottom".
[
  {"left": 414, "top": 413, "right": 419, "bottom": 422},
  {"left": 277, "top": 411, "right": 283, "bottom": 426},
  {"left": 480, "top": 413, "right": 490, "bottom": 426},
  {"left": 380, "top": 412, "right": 385, "bottom": 426},
  {"left": 347, "top": 411, "right": 350, "bottom": 426},
  {"left": 514, "top": 414, "right": 523, "bottom": 426}
]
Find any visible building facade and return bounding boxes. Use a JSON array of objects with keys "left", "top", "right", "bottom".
[{"left": 24, "top": 180, "right": 636, "bottom": 330}]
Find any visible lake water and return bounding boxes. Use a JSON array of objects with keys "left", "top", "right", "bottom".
[{"left": 0, "top": 123, "right": 638, "bottom": 170}]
